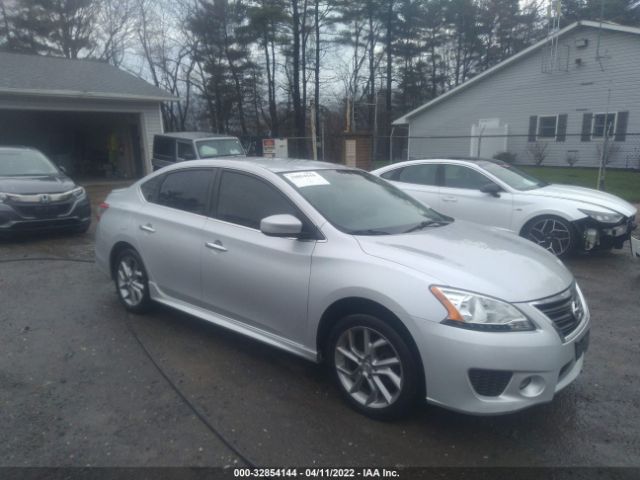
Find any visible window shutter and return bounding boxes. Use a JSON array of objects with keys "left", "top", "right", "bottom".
[
  {"left": 581, "top": 113, "right": 593, "bottom": 142},
  {"left": 556, "top": 114, "right": 568, "bottom": 141},
  {"left": 615, "top": 111, "right": 629, "bottom": 142},
  {"left": 528, "top": 116, "right": 537, "bottom": 142}
]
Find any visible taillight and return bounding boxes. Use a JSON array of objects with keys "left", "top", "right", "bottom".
[{"left": 97, "top": 202, "right": 109, "bottom": 222}]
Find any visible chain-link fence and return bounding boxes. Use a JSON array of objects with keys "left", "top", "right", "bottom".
[
  {"left": 369, "top": 133, "right": 640, "bottom": 170},
  {"left": 242, "top": 132, "right": 640, "bottom": 171}
]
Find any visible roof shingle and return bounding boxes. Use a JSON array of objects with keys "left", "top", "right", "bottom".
[{"left": 0, "top": 51, "right": 177, "bottom": 102}]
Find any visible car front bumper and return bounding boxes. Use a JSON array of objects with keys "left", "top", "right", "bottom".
[
  {"left": 574, "top": 215, "right": 637, "bottom": 251},
  {"left": 412, "top": 300, "right": 590, "bottom": 415},
  {"left": 0, "top": 196, "right": 91, "bottom": 234},
  {"left": 631, "top": 234, "right": 640, "bottom": 259}
]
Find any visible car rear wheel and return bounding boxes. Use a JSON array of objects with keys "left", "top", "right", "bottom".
[
  {"left": 327, "top": 314, "right": 420, "bottom": 419},
  {"left": 521, "top": 215, "right": 575, "bottom": 257},
  {"left": 115, "top": 248, "right": 151, "bottom": 313}
]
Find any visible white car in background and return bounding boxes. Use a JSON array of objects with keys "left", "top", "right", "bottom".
[{"left": 372, "top": 158, "right": 637, "bottom": 257}]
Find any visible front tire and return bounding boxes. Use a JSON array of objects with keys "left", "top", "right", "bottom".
[
  {"left": 114, "top": 248, "right": 152, "bottom": 314},
  {"left": 326, "top": 314, "right": 420, "bottom": 420},
  {"left": 521, "top": 215, "right": 576, "bottom": 257}
]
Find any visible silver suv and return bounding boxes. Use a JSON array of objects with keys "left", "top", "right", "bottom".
[
  {"left": 95, "top": 158, "right": 590, "bottom": 418},
  {"left": 152, "top": 132, "right": 245, "bottom": 171}
]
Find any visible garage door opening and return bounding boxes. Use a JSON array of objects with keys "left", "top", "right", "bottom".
[{"left": 0, "top": 110, "right": 145, "bottom": 180}]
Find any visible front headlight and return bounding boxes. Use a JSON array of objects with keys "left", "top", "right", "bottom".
[
  {"left": 579, "top": 208, "right": 623, "bottom": 224},
  {"left": 430, "top": 286, "right": 534, "bottom": 332},
  {"left": 71, "top": 187, "right": 86, "bottom": 199}
]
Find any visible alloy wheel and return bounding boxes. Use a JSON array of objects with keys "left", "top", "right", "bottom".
[
  {"left": 116, "top": 255, "right": 146, "bottom": 307},
  {"left": 334, "top": 326, "right": 404, "bottom": 409},
  {"left": 526, "top": 218, "right": 572, "bottom": 256}
]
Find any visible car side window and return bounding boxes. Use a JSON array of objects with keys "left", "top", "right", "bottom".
[
  {"left": 442, "top": 164, "right": 491, "bottom": 190},
  {"left": 380, "top": 168, "right": 402, "bottom": 181},
  {"left": 153, "top": 137, "right": 175, "bottom": 162},
  {"left": 156, "top": 169, "right": 212, "bottom": 215},
  {"left": 216, "top": 171, "right": 298, "bottom": 229},
  {"left": 396, "top": 164, "right": 439, "bottom": 186},
  {"left": 177, "top": 142, "right": 196, "bottom": 160},
  {"left": 140, "top": 174, "right": 164, "bottom": 203}
]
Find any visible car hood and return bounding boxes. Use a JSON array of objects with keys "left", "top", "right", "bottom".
[
  {"left": 525, "top": 184, "right": 636, "bottom": 217},
  {"left": 0, "top": 174, "right": 76, "bottom": 194},
  {"left": 356, "top": 221, "right": 573, "bottom": 303}
]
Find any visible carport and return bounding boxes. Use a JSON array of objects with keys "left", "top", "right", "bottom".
[{"left": 0, "top": 52, "right": 177, "bottom": 179}]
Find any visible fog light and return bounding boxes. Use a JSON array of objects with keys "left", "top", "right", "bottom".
[
  {"left": 519, "top": 375, "right": 545, "bottom": 398},
  {"left": 584, "top": 228, "right": 599, "bottom": 251}
]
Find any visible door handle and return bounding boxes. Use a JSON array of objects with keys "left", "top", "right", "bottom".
[
  {"left": 205, "top": 241, "right": 227, "bottom": 252},
  {"left": 442, "top": 196, "right": 458, "bottom": 203},
  {"left": 139, "top": 224, "right": 156, "bottom": 233}
]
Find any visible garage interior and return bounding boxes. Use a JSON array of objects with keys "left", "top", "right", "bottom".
[{"left": 0, "top": 109, "right": 144, "bottom": 180}]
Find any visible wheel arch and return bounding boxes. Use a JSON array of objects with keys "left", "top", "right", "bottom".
[
  {"left": 109, "top": 241, "right": 137, "bottom": 279},
  {"left": 316, "top": 296, "right": 426, "bottom": 395}
]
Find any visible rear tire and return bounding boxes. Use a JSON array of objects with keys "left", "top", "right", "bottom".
[
  {"left": 114, "top": 248, "right": 152, "bottom": 314},
  {"left": 521, "top": 215, "right": 576, "bottom": 258},
  {"left": 326, "top": 314, "right": 420, "bottom": 420}
]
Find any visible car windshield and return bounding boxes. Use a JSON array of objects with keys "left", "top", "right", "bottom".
[
  {"left": 281, "top": 169, "right": 450, "bottom": 235},
  {"left": 0, "top": 149, "right": 59, "bottom": 176},
  {"left": 479, "top": 161, "right": 548, "bottom": 191},
  {"left": 196, "top": 139, "right": 244, "bottom": 158}
]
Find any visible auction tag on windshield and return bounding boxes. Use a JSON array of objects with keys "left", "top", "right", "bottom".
[{"left": 284, "top": 171, "right": 330, "bottom": 188}]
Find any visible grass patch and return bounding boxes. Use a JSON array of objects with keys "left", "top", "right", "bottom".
[{"left": 519, "top": 166, "right": 640, "bottom": 203}]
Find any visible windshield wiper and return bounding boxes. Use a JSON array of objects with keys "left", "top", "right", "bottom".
[
  {"left": 350, "top": 228, "right": 392, "bottom": 236},
  {"left": 403, "top": 220, "right": 449, "bottom": 233}
]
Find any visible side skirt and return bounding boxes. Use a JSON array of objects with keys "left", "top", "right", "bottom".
[{"left": 148, "top": 282, "right": 319, "bottom": 363}]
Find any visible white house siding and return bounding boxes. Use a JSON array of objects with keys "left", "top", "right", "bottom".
[
  {"left": 0, "top": 94, "right": 164, "bottom": 175},
  {"left": 406, "top": 26, "right": 640, "bottom": 168}
]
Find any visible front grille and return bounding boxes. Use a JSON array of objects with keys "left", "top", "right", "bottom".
[
  {"left": 11, "top": 218, "right": 80, "bottom": 231},
  {"left": 534, "top": 286, "right": 584, "bottom": 339},
  {"left": 468, "top": 369, "right": 512, "bottom": 397},
  {"left": 12, "top": 202, "right": 72, "bottom": 219}
]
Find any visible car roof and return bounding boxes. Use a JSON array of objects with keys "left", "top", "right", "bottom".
[
  {"left": 0, "top": 146, "right": 40, "bottom": 153},
  {"left": 157, "top": 131, "right": 238, "bottom": 140},
  {"left": 164, "top": 156, "right": 352, "bottom": 174},
  {"left": 374, "top": 157, "right": 503, "bottom": 172}
]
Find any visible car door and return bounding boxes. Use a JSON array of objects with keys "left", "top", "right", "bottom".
[
  {"left": 136, "top": 168, "right": 215, "bottom": 303},
  {"left": 200, "top": 169, "right": 316, "bottom": 344},
  {"left": 380, "top": 163, "right": 441, "bottom": 211},
  {"left": 439, "top": 163, "right": 513, "bottom": 229}
]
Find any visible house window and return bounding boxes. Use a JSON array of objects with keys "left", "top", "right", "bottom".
[
  {"left": 537, "top": 116, "right": 558, "bottom": 138},
  {"left": 592, "top": 113, "right": 616, "bottom": 138}
]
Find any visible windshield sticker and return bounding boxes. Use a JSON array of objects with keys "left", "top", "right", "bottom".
[{"left": 284, "top": 171, "right": 330, "bottom": 188}]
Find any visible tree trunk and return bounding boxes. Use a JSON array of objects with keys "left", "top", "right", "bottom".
[
  {"left": 291, "top": 0, "right": 304, "bottom": 139},
  {"left": 314, "top": 0, "right": 320, "bottom": 141}
]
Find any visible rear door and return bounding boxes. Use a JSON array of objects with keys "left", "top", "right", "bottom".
[
  {"left": 136, "top": 168, "right": 215, "bottom": 303},
  {"left": 380, "top": 163, "right": 441, "bottom": 211},
  {"left": 152, "top": 136, "right": 176, "bottom": 171},
  {"left": 439, "top": 163, "right": 513, "bottom": 229},
  {"left": 199, "top": 169, "right": 316, "bottom": 343}
]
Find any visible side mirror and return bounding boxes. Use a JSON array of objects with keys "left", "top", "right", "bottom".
[
  {"left": 58, "top": 165, "right": 67, "bottom": 174},
  {"left": 480, "top": 183, "right": 502, "bottom": 197},
  {"left": 260, "top": 214, "right": 303, "bottom": 238}
]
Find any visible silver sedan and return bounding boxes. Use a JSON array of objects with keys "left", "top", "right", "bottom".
[{"left": 95, "top": 158, "right": 590, "bottom": 418}]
